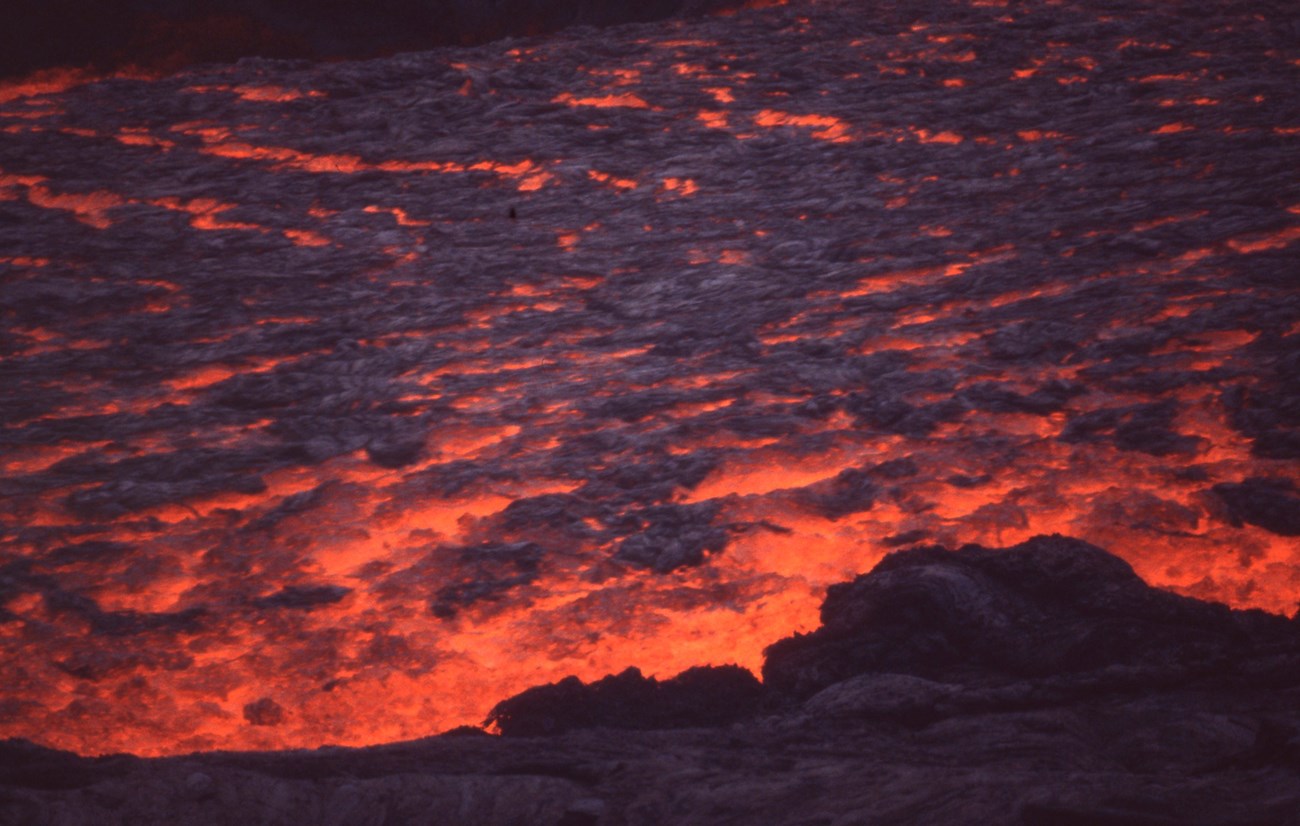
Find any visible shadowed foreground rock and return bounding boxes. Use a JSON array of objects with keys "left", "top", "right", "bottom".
[
  {"left": 486, "top": 664, "right": 765, "bottom": 736},
  {"left": 4, "top": 536, "right": 1300, "bottom": 825},
  {"left": 764, "top": 534, "right": 1296, "bottom": 697}
]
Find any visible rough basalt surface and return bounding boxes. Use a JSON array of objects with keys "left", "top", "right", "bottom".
[{"left": 5, "top": 537, "right": 1300, "bottom": 825}]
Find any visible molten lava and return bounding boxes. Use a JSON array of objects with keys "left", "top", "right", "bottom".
[{"left": 0, "top": 0, "right": 1297, "bottom": 760}]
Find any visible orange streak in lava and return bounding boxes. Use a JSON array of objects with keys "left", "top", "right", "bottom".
[
  {"left": 1227, "top": 226, "right": 1300, "bottom": 252},
  {"left": 913, "top": 128, "right": 963, "bottom": 144},
  {"left": 363, "top": 205, "right": 429, "bottom": 226},
  {"left": 0, "top": 66, "right": 153, "bottom": 104},
  {"left": 588, "top": 169, "right": 639, "bottom": 190},
  {"left": 698, "top": 109, "right": 730, "bottom": 128},
  {"left": 232, "top": 85, "right": 321, "bottom": 102},
  {"left": 1018, "top": 129, "right": 1066, "bottom": 141},
  {"left": 151, "top": 196, "right": 260, "bottom": 230},
  {"left": 662, "top": 177, "right": 699, "bottom": 196},
  {"left": 553, "top": 91, "right": 654, "bottom": 109},
  {"left": 284, "top": 228, "right": 331, "bottom": 247},
  {"left": 26, "top": 184, "right": 125, "bottom": 228},
  {"left": 754, "top": 109, "right": 852, "bottom": 142}
]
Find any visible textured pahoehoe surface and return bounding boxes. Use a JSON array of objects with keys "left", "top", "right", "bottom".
[{"left": 1, "top": 0, "right": 1299, "bottom": 756}]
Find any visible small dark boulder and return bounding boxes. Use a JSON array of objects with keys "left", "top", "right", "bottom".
[{"left": 243, "top": 697, "right": 286, "bottom": 727}]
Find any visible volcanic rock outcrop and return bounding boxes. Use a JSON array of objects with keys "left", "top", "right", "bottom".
[
  {"left": 486, "top": 663, "right": 764, "bottom": 735},
  {"left": 764, "top": 534, "right": 1297, "bottom": 697},
  {"left": 7, "top": 537, "right": 1298, "bottom": 825}
]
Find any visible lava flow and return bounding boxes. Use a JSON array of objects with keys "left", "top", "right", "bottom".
[{"left": 1, "top": 0, "right": 1298, "bottom": 757}]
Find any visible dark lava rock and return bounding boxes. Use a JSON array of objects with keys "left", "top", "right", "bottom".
[
  {"left": 365, "top": 433, "right": 426, "bottom": 468},
  {"left": 983, "top": 320, "right": 1079, "bottom": 363},
  {"left": 243, "top": 698, "right": 286, "bottom": 727},
  {"left": 1018, "top": 800, "right": 1184, "bottom": 826},
  {"left": 1060, "top": 401, "right": 1201, "bottom": 457},
  {"left": 1213, "top": 478, "right": 1300, "bottom": 536},
  {"left": 1222, "top": 342, "right": 1300, "bottom": 460},
  {"left": 882, "top": 529, "right": 930, "bottom": 546},
  {"left": 762, "top": 534, "right": 1295, "bottom": 699},
  {"left": 870, "top": 457, "right": 920, "bottom": 479},
  {"left": 0, "top": 739, "right": 136, "bottom": 791},
  {"left": 430, "top": 541, "right": 544, "bottom": 619},
  {"left": 255, "top": 584, "right": 351, "bottom": 610},
  {"left": 798, "top": 467, "right": 878, "bottom": 519},
  {"left": 486, "top": 665, "right": 764, "bottom": 736},
  {"left": 613, "top": 503, "right": 729, "bottom": 573},
  {"left": 960, "top": 379, "right": 1084, "bottom": 415}
]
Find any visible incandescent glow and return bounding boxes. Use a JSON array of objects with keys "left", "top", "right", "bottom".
[
  {"left": 754, "top": 109, "right": 853, "bottom": 142},
  {"left": 0, "top": 0, "right": 1297, "bottom": 761}
]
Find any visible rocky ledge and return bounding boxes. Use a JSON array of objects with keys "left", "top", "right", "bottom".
[{"left": 4, "top": 536, "right": 1300, "bottom": 825}]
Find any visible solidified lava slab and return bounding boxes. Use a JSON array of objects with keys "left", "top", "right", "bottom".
[{"left": 0, "top": 0, "right": 1298, "bottom": 756}]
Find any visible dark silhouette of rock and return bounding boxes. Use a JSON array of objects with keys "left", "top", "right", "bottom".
[
  {"left": 1060, "top": 401, "right": 1202, "bottom": 457},
  {"left": 243, "top": 697, "right": 286, "bottom": 727},
  {"left": 255, "top": 584, "right": 351, "bottom": 610},
  {"left": 428, "top": 540, "right": 543, "bottom": 619},
  {"left": 365, "top": 433, "right": 426, "bottom": 468},
  {"left": 763, "top": 534, "right": 1294, "bottom": 698},
  {"left": 0, "top": 739, "right": 137, "bottom": 791},
  {"left": 797, "top": 466, "right": 878, "bottom": 519},
  {"left": 487, "top": 665, "right": 764, "bottom": 736}
]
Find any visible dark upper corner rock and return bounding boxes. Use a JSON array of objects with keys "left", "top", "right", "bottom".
[
  {"left": 762, "top": 534, "right": 1298, "bottom": 700},
  {"left": 486, "top": 665, "right": 764, "bottom": 736}
]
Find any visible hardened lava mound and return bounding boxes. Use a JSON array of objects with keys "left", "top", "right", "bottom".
[{"left": 1, "top": 0, "right": 1298, "bottom": 756}]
